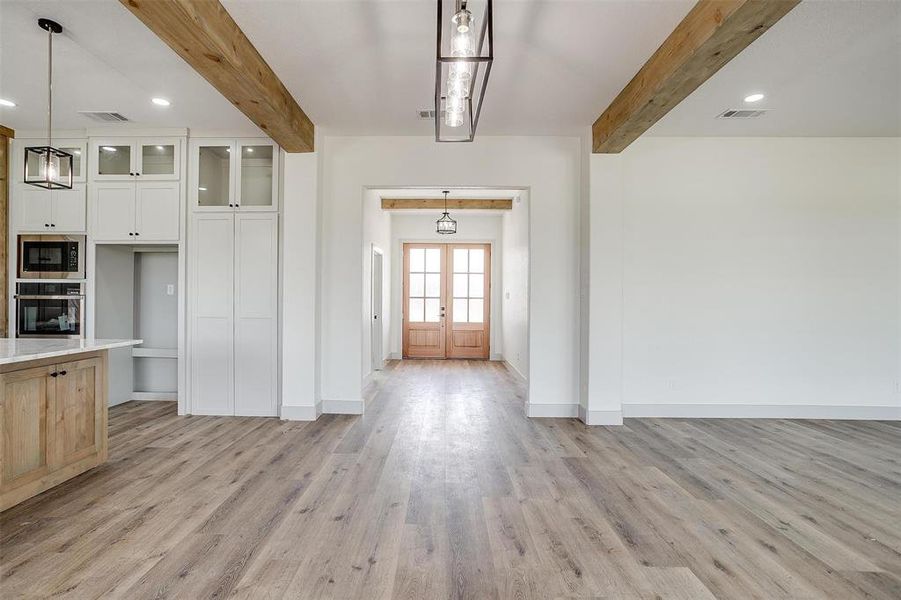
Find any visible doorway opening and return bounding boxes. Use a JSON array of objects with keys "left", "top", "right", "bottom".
[{"left": 402, "top": 242, "right": 490, "bottom": 359}]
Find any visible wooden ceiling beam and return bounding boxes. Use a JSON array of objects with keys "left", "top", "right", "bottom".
[
  {"left": 592, "top": 0, "right": 799, "bottom": 154},
  {"left": 120, "top": 0, "right": 314, "bottom": 152},
  {"left": 381, "top": 198, "right": 513, "bottom": 210}
]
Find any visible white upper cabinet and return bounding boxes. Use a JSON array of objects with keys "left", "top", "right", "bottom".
[
  {"left": 91, "top": 138, "right": 180, "bottom": 181},
  {"left": 91, "top": 181, "right": 180, "bottom": 242},
  {"left": 136, "top": 181, "right": 180, "bottom": 240},
  {"left": 190, "top": 138, "right": 278, "bottom": 212},
  {"left": 14, "top": 184, "right": 87, "bottom": 233},
  {"left": 88, "top": 136, "right": 183, "bottom": 243}
]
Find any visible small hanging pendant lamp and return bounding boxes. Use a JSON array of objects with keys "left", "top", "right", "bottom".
[
  {"left": 436, "top": 190, "right": 458, "bottom": 234},
  {"left": 24, "top": 18, "right": 73, "bottom": 190}
]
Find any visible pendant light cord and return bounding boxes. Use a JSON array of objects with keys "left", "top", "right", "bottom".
[{"left": 47, "top": 25, "right": 53, "bottom": 148}]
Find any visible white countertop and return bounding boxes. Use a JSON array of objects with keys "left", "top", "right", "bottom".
[{"left": 0, "top": 339, "right": 143, "bottom": 365}]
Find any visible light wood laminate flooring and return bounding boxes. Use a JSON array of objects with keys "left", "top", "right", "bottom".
[{"left": 2, "top": 360, "right": 900, "bottom": 599}]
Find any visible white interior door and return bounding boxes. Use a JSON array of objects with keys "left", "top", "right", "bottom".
[
  {"left": 234, "top": 213, "right": 278, "bottom": 416},
  {"left": 191, "top": 213, "right": 235, "bottom": 415},
  {"left": 371, "top": 248, "right": 384, "bottom": 371}
]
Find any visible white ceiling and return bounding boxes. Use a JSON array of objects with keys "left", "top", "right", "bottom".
[
  {"left": 1, "top": 0, "right": 898, "bottom": 138},
  {"left": 649, "top": 1, "right": 901, "bottom": 137},
  {"left": 0, "top": 0, "right": 260, "bottom": 134},
  {"left": 222, "top": 0, "right": 693, "bottom": 136}
]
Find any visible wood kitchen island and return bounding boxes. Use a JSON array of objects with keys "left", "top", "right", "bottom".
[{"left": 0, "top": 338, "right": 141, "bottom": 511}]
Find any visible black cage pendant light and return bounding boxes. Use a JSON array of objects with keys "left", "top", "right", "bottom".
[
  {"left": 24, "top": 18, "right": 73, "bottom": 190},
  {"left": 436, "top": 191, "right": 458, "bottom": 234},
  {"left": 434, "top": 0, "right": 493, "bottom": 142}
]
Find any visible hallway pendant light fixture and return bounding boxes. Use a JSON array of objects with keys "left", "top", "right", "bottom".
[
  {"left": 24, "top": 18, "right": 72, "bottom": 190},
  {"left": 436, "top": 191, "right": 458, "bottom": 234},
  {"left": 434, "top": 0, "right": 493, "bottom": 142}
]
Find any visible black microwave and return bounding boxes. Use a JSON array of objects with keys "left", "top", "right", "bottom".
[{"left": 18, "top": 235, "right": 86, "bottom": 280}]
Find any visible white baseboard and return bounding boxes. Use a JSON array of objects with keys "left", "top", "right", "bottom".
[
  {"left": 504, "top": 360, "right": 527, "bottom": 383},
  {"left": 388, "top": 352, "right": 402, "bottom": 360},
  {"left": 132, "top": 392, "right": 176, "bottom": 402},
  {"left": 527, "top": 402, "right": 579, "bottom": 418},
  {"left": 281, "top": 402, "right": 322, "bottom": 421},
  {"left": 578, "top": 405, "right": 623, "bottom": 426},
  {"left": 322, "top": 399, "right": 365, "bottom": 415},
  {"left": 623, "top": 403, "right": 901, "bottom": 420}
]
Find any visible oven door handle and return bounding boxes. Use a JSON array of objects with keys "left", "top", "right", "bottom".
[{"left": 15, "top": 295, "right": 86, "bottom": 300}]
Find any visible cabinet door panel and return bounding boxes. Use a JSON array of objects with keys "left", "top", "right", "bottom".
[
  {"left": 15, "top": 185, "right": 53, "bottom": 231},
  {"left": 191, "top": 215, "right": 234, "bottom": 415},
  {"left": 51, "top": 185, "right": 87, "bottom": 232},
  {"left": 136, "top": 181, "right": 180, "bottom": 241},
  {"left": 93, "top": 142, "right": 134, "bottom": 180},
  {"left": 234, "top": 214, "right": 278, "bottom": 416},
  {"left": 92, "top": 183, "right": 136, "bottom": 241},
  {"left": 51, "top": 358, "right": 103, "bottom": 467},
  {"left": 192, "top": 141, "right": 234, "bottom": 210},
  {"left": 0, "top": 366, "right": 52, "bottom": 491},
  {"left": 138, "top": 141, "right": 179, "bottom": 180},
  {"left": 236, "top": 141, "right": 277, "bottom": 211}
]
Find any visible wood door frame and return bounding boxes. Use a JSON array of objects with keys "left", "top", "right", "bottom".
[{"left": 401, "top": 242, "right": 491, "bottom": 360}]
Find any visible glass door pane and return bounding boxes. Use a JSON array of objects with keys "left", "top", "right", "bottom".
[
  {"left": 197, "top": 145, "right": 231, "bottom": 207},
  {"left": 97, "top": 144, "right": 132, "bottom": 176},
  {"left": 58, "top": 147, "right": 82, "bottom": 180},
  {"left": 238, "top": 144, "right": 273, "bottom": 207},
  {"left": 141, "top": 143, "right": 176, "bottom": 176}
]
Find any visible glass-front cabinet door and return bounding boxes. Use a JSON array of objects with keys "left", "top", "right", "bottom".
[
  {"left": 191, "top": 140, "right": 235, "bottom": 210},
  {"left": 92, "top": 140, "right": 134, "bottom": 180},
  {"left": 236, "top": 140, "right": 278, "bottom": 211},
  {"left": 137, "top": 140, "right": 179, "bottom": 180}
]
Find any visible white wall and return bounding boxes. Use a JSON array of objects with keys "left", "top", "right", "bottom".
[
  {"left": 362, "top": 190, "right": 392, "bottom": 386},
  {"left": 133, "top": 251, "right": 178, "bottom": 394},
  {"left": 94, "top": 245, "right": 135, "bottom": 407},
  {"left": 588, "top": 137, "right": 901, "bottom": 420},
  {"left": 279, "top": 150, "right": 320, "bottom": 420},
  {"left": 502, "top": 198, "right": 530, "bottom": 381},
  {"left": 388, "top": 211, "right": 505, "bottom": 360},
  {"left": 319, "top": 136, "right": 581, "bottom": 413}
]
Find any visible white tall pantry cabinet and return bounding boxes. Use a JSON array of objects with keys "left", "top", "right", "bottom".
[{"left": 188, "top": 139, "right": 279, "bottom": 417}]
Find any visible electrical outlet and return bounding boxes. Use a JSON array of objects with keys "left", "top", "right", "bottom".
[{"left": 166, "top": 284, "right": 175, "bottom": 296}]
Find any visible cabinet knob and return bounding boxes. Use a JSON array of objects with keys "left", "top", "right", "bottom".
[
  {"left": 129, "top": 172, "right": 134, "bottom": 176},
  {"left": 134, "top": 232, "right": 140, "bottom": 236},
  {"left": 128, "top": 232, "right": 134, "bottom": 236},
  {"left": 50, "top": 224, "right": 56, "bottom": 227},
  {"left": 44, "top": 224, "right": 49, "bottom": 228},
  {"left": 50, "top": 372, "right": 58, "bottom": 377},
  {"left": 59, "top": 370, "right": 67, "bottom": 376}
]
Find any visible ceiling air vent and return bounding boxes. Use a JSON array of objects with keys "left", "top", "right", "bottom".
[
  {"left": 78, "top": 111, "right": 130, "bottom": 123},
  {"left": 417, "top": 109, "right": 444, "bottom": 120},
  {"left": 717, "top": 108, "right": 770, "bottom": 119}
]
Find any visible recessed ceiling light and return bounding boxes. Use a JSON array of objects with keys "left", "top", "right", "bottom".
[
  {"left": 744, "top": 93, "right": 765, "bottom": 103},
  {"left": 0, "top": 98, "right": 16, "bottom": 107},
  {"left": 151, "top": 97, "right": 171, "bottom": 107},
  {"left": 101, "top": 146, "right": 117, "bottom": 152}
]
